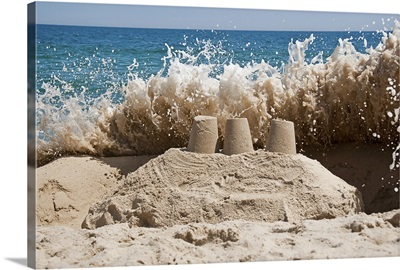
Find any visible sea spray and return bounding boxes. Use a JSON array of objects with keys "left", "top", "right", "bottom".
[{"left": 36, "top": 23, "right": 400, "bottom": 171}]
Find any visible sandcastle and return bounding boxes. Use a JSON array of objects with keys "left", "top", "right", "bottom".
[
  {"left": 265, "top": 119, "right": 296, "bottom": 154},
  {"left": 188, "top": 116, "right": 296, "bottom": 155},
  {"left": 187, "top": 115, "right": 219, "bottom": 154}
]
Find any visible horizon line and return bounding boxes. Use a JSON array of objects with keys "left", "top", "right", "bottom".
[{"left": 35, "top": 23, "right": 392, "bottom": 33}]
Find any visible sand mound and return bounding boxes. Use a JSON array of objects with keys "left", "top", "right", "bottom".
[
  {"left": 82, "top": 148, "right": 363, "bottom": 229},
  {"left": 37, "top": 157, "right": 121, "bottom": 228},
  {"left": 36, "top": 210, "right": 400, "bottom": 268}
]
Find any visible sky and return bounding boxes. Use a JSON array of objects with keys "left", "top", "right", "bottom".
[{"left": 34, "top": 1, "right": 400, "bottom": 31}]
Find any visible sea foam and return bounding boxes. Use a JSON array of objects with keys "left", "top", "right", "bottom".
[{"left": 36, "top": 22, "right": 400, "bottom": 170}]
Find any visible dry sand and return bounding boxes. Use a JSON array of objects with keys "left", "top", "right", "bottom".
[
  {"left": 36, "top": 157, "right": 121, "bottom": 228},
  {"left": 36, "top": 210, "right": 399, "bottom": 268},
  {"left": 35, "top": 145, "right": 400, "bottom": 269}
]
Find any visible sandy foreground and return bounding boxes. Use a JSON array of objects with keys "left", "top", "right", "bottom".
[{"left": 35, "top": 144, "right": 399, "bottom": 268}]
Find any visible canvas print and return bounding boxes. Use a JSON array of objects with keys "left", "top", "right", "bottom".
[{"left": 28, "top": 1, "right": 400, "bottom": 269}]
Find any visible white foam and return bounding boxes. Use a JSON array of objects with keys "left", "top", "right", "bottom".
[{"left": 36, "top": 21, "right": 400, "bottom": 170}]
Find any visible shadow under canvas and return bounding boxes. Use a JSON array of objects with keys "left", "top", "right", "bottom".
[{"left": 6, "top": 258, "right": 27, "bottom": 267}]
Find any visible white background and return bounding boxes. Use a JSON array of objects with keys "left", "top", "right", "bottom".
[{"left": 0, "top": 0, "right": 399, "bottom": 269}]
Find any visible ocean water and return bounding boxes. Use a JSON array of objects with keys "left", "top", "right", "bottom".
[
  {"left": 36, "top": 25, "right": 385, "bottom": 93},
  {"left": 35, "top": 23, "right": 400, "bottom": 171}
]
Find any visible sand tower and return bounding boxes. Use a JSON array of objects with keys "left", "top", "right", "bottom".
[
  {"left": 187, "top": 115, "right": 219, "bottom": 154},
  {"left": 223, "top": 118, "right": 254, "bottom": 155},
  {"left": 265, "top": 119, "right": 296, "bottom": 154}
]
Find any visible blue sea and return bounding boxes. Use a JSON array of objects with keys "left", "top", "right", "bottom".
[
  {"left": 36, "top": 25, "right": 384, "bottom": 98},
  {"left": 34, "top": 24, "right": 400, "bottom": 170}
]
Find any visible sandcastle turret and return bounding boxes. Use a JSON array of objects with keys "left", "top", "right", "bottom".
[
  {"left": 223, "top": 118, "right": 254, "bottom": 155},
  {"left": 265, "top": 119, "right": 296, "bottom": 154},
  {"left": 187, "top": 115, "right": 219, "bottom": 154}
]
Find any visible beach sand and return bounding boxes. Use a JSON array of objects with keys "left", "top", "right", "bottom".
[{"left": 34, "top": 143, "right": 399, "bottom": 268}]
